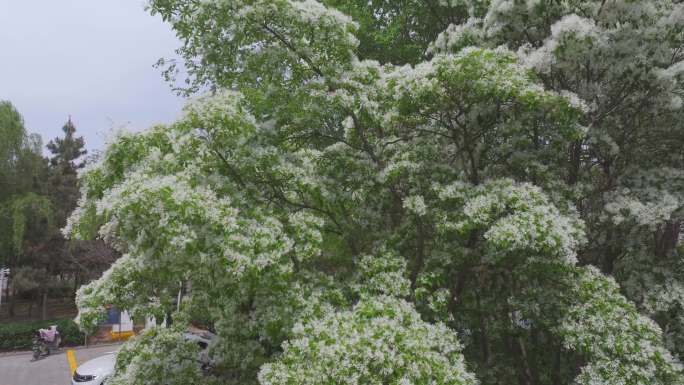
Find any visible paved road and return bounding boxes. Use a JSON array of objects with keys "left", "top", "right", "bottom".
[{"left": 0, "top": 344, "right": 121, "bottom": 385}]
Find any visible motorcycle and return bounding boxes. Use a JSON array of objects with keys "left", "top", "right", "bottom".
[{"left": 32, "top": 325, "right": 61, "bottom": 360}]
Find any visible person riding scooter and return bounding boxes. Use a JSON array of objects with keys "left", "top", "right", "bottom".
[{"left": 32, "top": 325, "right": 61, "bottom": 360}]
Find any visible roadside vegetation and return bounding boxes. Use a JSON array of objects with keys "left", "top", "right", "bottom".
[
  {"left": 0, "top": 102, "right": 117, "bottom": 324},
  {"left": 0, "top": 318, "right": 83, "bottom": 351}
]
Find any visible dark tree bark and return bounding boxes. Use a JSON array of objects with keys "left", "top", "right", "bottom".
[
  {"left": 41, "top": 291, "right": 48, "bottom": 320},
  {"left": 655, "top": 220, "right": 680, "bottom": 258}
]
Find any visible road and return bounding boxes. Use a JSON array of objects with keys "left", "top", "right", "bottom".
[{"left": 0, "top": 344, "right": 121, "bottom": 385}]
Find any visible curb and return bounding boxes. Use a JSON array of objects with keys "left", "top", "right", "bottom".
[{"left": 0, "top": 342, "right": 124, "bottom": 358}]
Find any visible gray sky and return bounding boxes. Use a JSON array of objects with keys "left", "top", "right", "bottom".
[{"left": 0, "top": 0, "right": 185, "bottom": 155}]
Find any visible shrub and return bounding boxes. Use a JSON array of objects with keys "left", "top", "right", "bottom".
[{"left": 0, "top": 318, "right": 84, "bottom": 351}]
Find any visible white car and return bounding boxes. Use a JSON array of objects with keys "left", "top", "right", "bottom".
[
  {"left": 71, "top": 352, "right": 117, "bottom": 384},
  {"left": 71, "top": 332, "right": 214, "bottom": 385}
]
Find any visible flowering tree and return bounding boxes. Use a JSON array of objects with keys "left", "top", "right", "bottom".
[{"left": 65, "top": 0, "right": 684, "bottom": 384}]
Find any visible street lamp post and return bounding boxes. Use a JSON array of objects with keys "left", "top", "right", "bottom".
[{"left": 0, "top": 268, "right": 9, "bottom": 314}]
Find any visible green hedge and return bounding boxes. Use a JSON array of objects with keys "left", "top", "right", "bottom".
[{"left": 0, "top": 318, "right": 84, "bottom": 351}]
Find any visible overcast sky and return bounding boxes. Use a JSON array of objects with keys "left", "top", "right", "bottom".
[{"left": 0, "top": 0, "right": 185, "bottom": 155}]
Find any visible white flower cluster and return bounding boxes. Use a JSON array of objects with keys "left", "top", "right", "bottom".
[
  {"left": 519, "top": 14, "right": 605, "bottom": 74},
  {"left": 286, "top": 211, "right": 325, "bottom": 261},
  {"left": 353, "top": 252, "right": 411, "bottom": 298},
  {"left": 560, "top": 266, "right": 684, "bottom": 385},
  {"left": 605, "top": 168, "right": 684, "bottom": 229},
  {"left": 438, "top": 179, "right": 585, "bottom": 264},
  {"left": 606, "top": 192, "right": 680, "bottom": 228},
  {"left": 617, "top": 251, "right": 684, "bottom": 358},
  {"left": 289, "top": 0, "right": 359, "bottom": 48},
  {"left": 427, "top": 18, "right": 483, "bottom": 56},
  {"left": 182, "top": 89, "right": 257, "bottom": 133},
  {"left": 289, "top": 0, "right": 357, "bottom": 32},
  {"left": 67, "top": 93, "right": 306, "bottom": 335},
  {"left": 402, "top": 195, "right": 427, "bottom": 217},
  {"left": 241, "top": 0, "right": 359, "bottom": 71},
  {"left": 107, "top": 327, "right": 207, "bottom": 385},
  {"left": 259, "top": 296, "right": 478, "bottom": 385}
]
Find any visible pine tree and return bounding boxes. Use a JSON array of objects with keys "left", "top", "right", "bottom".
[{"left": 47, "top": 117, "right": 86, "bottom": 227}]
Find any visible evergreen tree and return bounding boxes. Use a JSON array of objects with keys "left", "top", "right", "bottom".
[
  {"left": 47, "top": 117, "right": 86, "bottom": 227},
  {"left": 44, "top": 119, "right": 116, "bottom": 305}
]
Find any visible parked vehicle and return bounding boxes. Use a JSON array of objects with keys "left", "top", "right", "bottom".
[
  {"left": 71, "top": 352, "right": 117, "bottom": 385},
  {"left": 32, "top": 325, "right": 61, "bottom": 360},
  {"left": 71, "top": 332, "right": 214, "bottom": 385}
]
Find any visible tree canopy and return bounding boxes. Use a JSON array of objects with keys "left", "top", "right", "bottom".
[
  {"left": 66, "top": 1, "right": 684, "bottom": 384},
  {"left": 0, "top": 106, "right": 114, "bottom": 320},
  {"left": 0, "top": 101, "right": 50, "bottom": 267}
]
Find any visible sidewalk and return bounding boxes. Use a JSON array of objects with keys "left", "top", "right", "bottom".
[{"left": 0, "top": 341, "right": 123, "bottom": 358}]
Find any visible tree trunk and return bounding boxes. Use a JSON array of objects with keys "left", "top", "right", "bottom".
[
  {"left": 409, "top": 218, "right": 426, "bottom": 291},
  {"left": 516, "top": 336, "right": 535, "bottom": 385},
  {"left": 73, "top": 272, "right": 79, "bottom": 298},
  {"left": 475, "top": 294, "right": 491, "bottom": 365},
  {"left": 655, "top": 220, "right": 680, "bottom": 258},
  {"left": 552, "top": 343, "right": 562, "bottom": 385},
  {"left": 41, "top": 291, "right": 47, "bottom": 320},
  {"left": 503, "top": 334, "right": 527, "bottom": 385},
  {"left": 567, "top": 140, "right": 582, "bottom": 186},
  {"left": 8, "top": 285, "right": 15, "bottom": 317}
]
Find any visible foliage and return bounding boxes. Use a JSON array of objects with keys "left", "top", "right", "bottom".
[
  {"left": 108, "top": 327, "right": 214, "bottom": 385},
  {"left": 259, "top": 296, "right": 478, "bottom": 385},
  {"left": 7, "top": 193, "right": 53, "bottom": 256},
  {"left": 46, "top": 117, "right": 87, "bottom": 227},
  {"left": 65, "top": 0, "right": 684, "bottom": 384},
  {"left": 559, "top": 266, "right": 682, "bottom": 385},
  {"left": 0, "top": 101, "right": 50, "bottom": 267},
  {"left": 0, "top": 104, "right": 114, "bottom": 323},
  {"left": 0, "top": 100, "right": 27, "bottom": 200}
]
